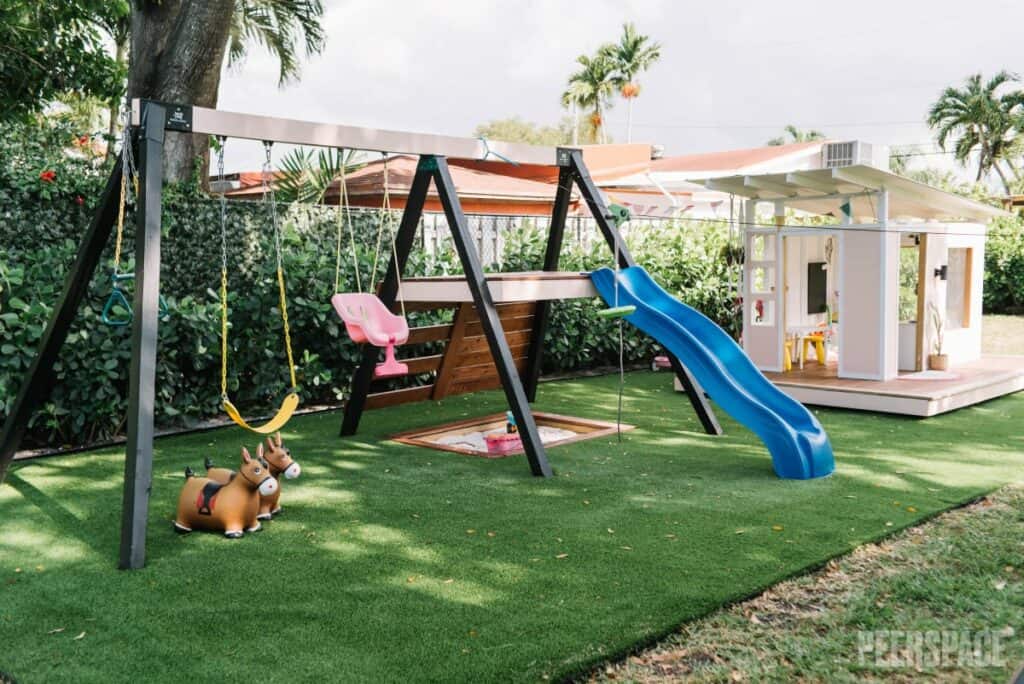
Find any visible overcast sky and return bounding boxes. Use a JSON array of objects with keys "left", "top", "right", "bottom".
[{"left": 218, "top": 0, "right": 1024, "bottom": 176}]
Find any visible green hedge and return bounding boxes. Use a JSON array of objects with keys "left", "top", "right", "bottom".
[
  {"left": 1, "top": 193, "right": 741, "bottom": 448},
  {"left": 6, "top": 118, "right": 1021, "bottom": 450},
  {"left": 0, "top": 118, "right": 745, "bottom": 449},
  {"left": 983, "top": 215, "right": 1024, "bottom": 314}
]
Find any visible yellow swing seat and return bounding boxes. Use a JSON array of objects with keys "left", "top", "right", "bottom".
[
  {"left": 216, "top": 140, "right": 300, "bottom": 435},
  {"left": 223, "top": 392, "right": 299, "bottom": 435}
]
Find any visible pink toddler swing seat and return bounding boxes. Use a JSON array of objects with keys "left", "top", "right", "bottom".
[{"left": 331, "top": 293, "right": 410, "bottom": 378}]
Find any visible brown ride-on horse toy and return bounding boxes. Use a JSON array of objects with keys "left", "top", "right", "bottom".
[
  {"left": 174, "top": 446, "right": 278, "bottom": 538},
  {"left": 205, "top": 432, "right": 300, "bottom": 521}
]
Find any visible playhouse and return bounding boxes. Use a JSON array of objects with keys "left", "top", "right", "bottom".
[{"left": 698, "top": 165, "right": 1024, "bottom": 416}]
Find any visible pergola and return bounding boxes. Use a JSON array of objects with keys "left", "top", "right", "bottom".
[
  {"left": 700, "top": 164, "right": 1004, "bottom": 223},
  {"left": 694, "top": 165, "right": 1004, "bottom": 381}
]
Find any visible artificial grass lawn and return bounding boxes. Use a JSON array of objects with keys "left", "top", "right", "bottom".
[
  {"left": 597, "top": 485, "right": 1024, "bottom": 682},
  {"left": 1, "top": 371, "right": 1023, "bottom": 682}
]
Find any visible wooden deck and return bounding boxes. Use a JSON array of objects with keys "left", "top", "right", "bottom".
[{"left": 761, "top": 356, "right": 1024, "bottom": 416}]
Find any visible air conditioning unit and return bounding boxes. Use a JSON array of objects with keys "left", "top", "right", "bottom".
[{"left": 821, "top": 141, "right": 888, "bottom": 169}]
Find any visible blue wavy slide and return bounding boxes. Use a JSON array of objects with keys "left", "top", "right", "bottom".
[{"left": 591, "top": 266, "right": 835, "bottom": 480}]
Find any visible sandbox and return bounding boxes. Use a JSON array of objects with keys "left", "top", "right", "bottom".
[{"left": 390, "top": 412, "right": 634, "bottom": 458}]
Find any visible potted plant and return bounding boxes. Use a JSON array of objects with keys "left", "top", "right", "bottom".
[{"left": 928, "top": 303, "right": 949, "bottom": 371}]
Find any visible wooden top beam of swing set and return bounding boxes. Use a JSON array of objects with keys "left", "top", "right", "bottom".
[{"left": 130, "top": 99, "right": 560, "bottom": 166}]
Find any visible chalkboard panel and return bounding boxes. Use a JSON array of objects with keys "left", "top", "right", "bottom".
[{"left": 807, "top": 262, "right": 828, "bottom": 314}]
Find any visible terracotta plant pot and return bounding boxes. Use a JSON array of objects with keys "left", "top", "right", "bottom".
[{"left": 928, "top": 354, "right": 950, "bottom": 371}]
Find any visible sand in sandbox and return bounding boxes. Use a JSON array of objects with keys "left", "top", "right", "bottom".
[{"left": 433, "top": 426, "right": 578, "bottom": 454}]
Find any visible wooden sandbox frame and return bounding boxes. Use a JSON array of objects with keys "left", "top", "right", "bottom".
[{"left": 391, "top": 411, "right": 634, "bottom": 458}]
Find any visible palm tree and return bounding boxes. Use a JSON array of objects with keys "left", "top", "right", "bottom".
[
  {"left": 766, "top": 125, "right": 826, "bottom": 146},
  {"left": 607, "top": 22, "right": 661, "bottom": 143},
  {"left": 564, "top": 51, "right": 618, "bottom": 144},
  {"left": 927, "top": 71, "right": 1023, "bottom": 192},
  {"left": 561, "top": 83, "right": 586, "bottom": 145},
  {"left": 277, "top": 147, "right": 362, "bottom": 204},
  {"left": 228, "top": 0, "right": 326, "bottom": 85}
]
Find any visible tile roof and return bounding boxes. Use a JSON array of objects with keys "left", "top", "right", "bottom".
[{"left": 323, "top": 155, "right": 564, "bottom": 202}]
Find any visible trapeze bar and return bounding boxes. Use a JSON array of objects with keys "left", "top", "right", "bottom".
[{"left": 130, "top": 99, "right": 558, "bottom": 165}]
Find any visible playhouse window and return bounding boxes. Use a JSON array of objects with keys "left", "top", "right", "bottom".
[
  {"left": 749, "top": 234, "right": 774, "bottom": 261},
  {"left": 750, "top": 266, "right": 774, "bottom": 295},
  {"left": 945, "top": 248, "right": 972, "bottom": 329}
]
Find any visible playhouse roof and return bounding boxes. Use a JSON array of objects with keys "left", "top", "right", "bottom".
[{"left": 693, "top": 165, "right": 1007, "bottom": 223}]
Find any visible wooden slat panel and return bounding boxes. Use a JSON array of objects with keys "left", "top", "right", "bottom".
[
  {"left": 449, "top": 356, "right": 528, "bottom": 384},
  {"left": 406, "top": 324, "right": 453, "bottom": 345},
  {"left": 453, "top": 342, "right": 530, "bottom": 368},
  {"left": 464, "top": 314, "right": 534, "bottom": 338},
  {"left": 365, "top": 384, "right": 434, "bottom": 409},
  {"left": 463, "top": 301, "right": 536, "bottom": 323},
  {"left": 455, "top": 329, "right": 533, "bottom": 355},
  {"left": 432, "top": 302, "right": 474, "bottom": 399},
  {"left": 389, "top": 301, "right": 458, "bottom": 314},
  {"left": 403, "top": 354, "right": 443, "bottom": 375},
  {"left": 446, "top": 376, "right": 504, "bottom": 397}
]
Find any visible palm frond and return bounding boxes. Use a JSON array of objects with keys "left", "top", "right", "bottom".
[
  {"left": 276, "top": 147, "right": 362, "bottom": 204},
  {"left": 229, "top": 0, "right": 326, "bottom": 85}
]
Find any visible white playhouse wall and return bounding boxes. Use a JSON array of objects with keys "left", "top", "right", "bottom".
[
  {"left": 838, "top": 228, "right": 900, "bottom": 380},
  {"left": 921, "top": 228, "right": 985, "bottom": 364}
]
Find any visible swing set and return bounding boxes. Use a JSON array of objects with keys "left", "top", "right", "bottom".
[
  {"left": 329, "top": 155, "right": 411, "bottom": 380},
  {"left": 0, "top": 100, "right": 719, "bottom": 570},
  {"left": 213, "top": 139, "right": 416, "bottom": 435}
]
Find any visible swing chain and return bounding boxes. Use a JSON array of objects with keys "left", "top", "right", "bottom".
[
  {"left": 217, "top": 137, "right": 230, "bottom": 400},
  {"left": 369, "top": 154, "right": 389, "bottom": 294},
  {"left": 217, "top": 138, "right": 228, "bottom": 277},
  {"left": 113, "top": 105, "right": 137, "bottom": 276},
  {"left": 261, "top": 140, "right": 297, "bottom": 390}
]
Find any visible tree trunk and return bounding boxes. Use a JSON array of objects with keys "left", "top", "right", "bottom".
[
  {"left": 571, "top": 101, "right": 578, "bottom": 145},
  {"left": 129, "top": 1, "right": 236, "bottom": 185},
  {"left": 105, "top": 37, "right": 129, "bottom": 163},
  {"left": 993, "top": 161, "right": 1012, "bottom": 194},
  {"left": 1004, "top": 156, "right": 1021, "bottom": 181},
  {"left": 626, "top": 97, "right": 634, "bottom": 144}
]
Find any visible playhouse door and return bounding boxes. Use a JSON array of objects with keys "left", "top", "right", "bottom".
[{"left": 743, "top": 231, "right": 784, "bottom": 371}]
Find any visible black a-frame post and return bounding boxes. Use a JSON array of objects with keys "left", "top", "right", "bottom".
[
  {"left": 0, "top": 102, "right": 168, "bottom": 570},
  {"left": 340, "top": 155, "right": 554, "bottom": 477},
  {"left": 522, "top": 149, "right": 722, "bottom": 436},
  {"left": 0, "top": 159, "right": 125, "bottom": 484},
  {"left": 342, "top": 148, "right": 721, "bottom": 471}
]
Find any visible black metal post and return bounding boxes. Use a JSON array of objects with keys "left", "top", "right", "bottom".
[
  {"left": 564, "top": 149, "right": 722, "bottom": 436},
  {"left": 0, "top": 156, "right": 125, "bottom": 484},
  {"left": 340, "top": 156, "right": 432, "bottom": 437},
  {"left": 119, "top": 102, "right": 166, "bottom": 570},
  {"left": 566, "top": 149, "right": 632, "bottom": 268},
  {"left": 523, "top": 165, "right": 574, "bottom": 401},
  {"left": 432, "top": 157, "right": 552, "bottom": 478},
  {"left": 666, "top": 354, "right": 722, "bottom": 435}
]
